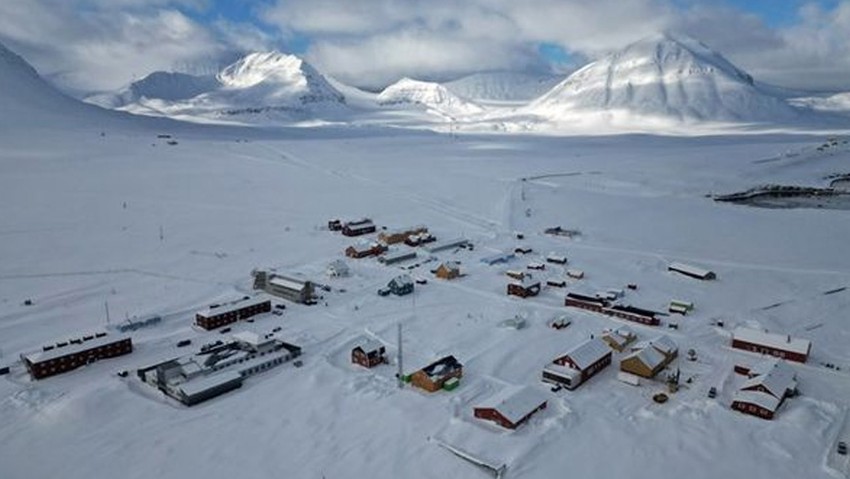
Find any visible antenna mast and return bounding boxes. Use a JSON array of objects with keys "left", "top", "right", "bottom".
[{"left": 397, "top": 322, "right": 404, "bottom": 389}]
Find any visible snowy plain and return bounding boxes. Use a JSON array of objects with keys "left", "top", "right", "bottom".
[{"left": 2, "top": 111, "right": 850, "bottom": 479}]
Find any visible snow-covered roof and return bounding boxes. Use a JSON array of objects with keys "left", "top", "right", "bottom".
[
  {"left": 732, "top": 390, "right": 781, "bottom": 412},
  {"left": 543, "top": 363, "right": 581, "bottom": 380},
  {"left": 354, "top": 339, "right": 384, "bottom": 354},
  {"left": 559, "top": 338, "right": 610, "bottom": 370},
  {"left": 648, "top": 335, "right": 678, "bottom": 356},
  {"left": 391, "top": 274, "right": 414, "bottom": 287},
  {"left": 197, "top": 297, "right": 269, "bottom": 318},
  {"left": 424, "top": 238, "right": 468, "bottom": 253},
  {"left": 603, "top": 327, "right": 636, "bottom": 347},
  {"left": 732, "top": 327, "right": 811, "bottom": 356},
  {"left": 623, "top": 345, "right": 667, "bottom": 370},
  {"left": 669, "top": 261, "right": 714, "bottom": 278},
  {"left": 741, "top": 359, "right": 796, "bottom": 399},
  {"left": 480, "top": 252, "right": 515, "bottom": 264},
  {"left": 268, "top": 275, "right": 309, "bottom": 292},
  {"left": 380, "top": 250, "right": 417, "bottom": 262},
  {"left": 23, "top": 333, "right": 129, "bottom": 363},
  {"left": 476, "top": 385, "right": 547, "bottom": 424},
  {"left": 178, "top": 371, "right": 242, "bottom": 397}
]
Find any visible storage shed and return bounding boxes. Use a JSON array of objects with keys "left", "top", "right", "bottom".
[
  {"left": 601, "top": 326, "right": 637, "bottom": 352},
  {"left": 474, "top": 386, "right": 548, "bottom": 430},
  {"left": 352, "top": 340, "right": 387, "bottom": 369},
  {"left": 668, "top": 262, "right": 716, "bottom": 280},
  {"left": 434, "top": 262, "right": 461, "bottom": 280}
]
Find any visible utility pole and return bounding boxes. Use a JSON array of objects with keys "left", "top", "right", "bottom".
[
  {"left": 104, "top": 301, "right": 111, "bottom": 326},
  {"left": 397, "top": 322, "right": 404, "bottom": 389},
  {"left": 159, "top": 225, "right": 164, "bottom": 242}
]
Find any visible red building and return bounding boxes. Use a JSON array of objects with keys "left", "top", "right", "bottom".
[
  {"left": 550, "top": 338, "right": 612, "bottom": 389},
  {"left": 195, "top": 298, "right": 271, "bottom": 330},
  {"left": 731, "top": 327, "right": 811, "bottom": 363},
  {"left": 351, "top": 340, "right": 387, "bottom": 368},
  {"left": 21, "top": 333, "right": 133, "bottom": 380},
  {"left": 731, "top": 359, "right": 797, "bottom": 420},
  {"left": 564, "top": 293, "right": 608, "bottom": 312},
  {"left": 474, "top": 386, "right": 548, "bottom": 429}
]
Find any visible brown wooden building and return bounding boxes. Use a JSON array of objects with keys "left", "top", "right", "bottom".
[
  {"left": 507, "top": 279, "right": 541, "bottom": 298},
  {"left": 22, "top": 333, "right": 133, "bottom": 380},
  {"left": 352, "top": 340, "right": 387, "bottom": 369},
  {"left": 434, "top": 262, "right": 461, "bottom": 280},
  {"left": 345, "top": 243, "right": 387, "bottom": 259},
  {"left": 620, "top": 335, "right": 678, "bottom": 378},
  {"left": 378, "top": 226, "right": 427, "bottom": 245},
  {"left": 410, "top": 355, "right": 463, "bottom": 392},
  {"left": 195, "top": 298, "right": 271, "bottom": 330},
  {"left": 342, "top": 219, "right": 377, "bottom": 237}
]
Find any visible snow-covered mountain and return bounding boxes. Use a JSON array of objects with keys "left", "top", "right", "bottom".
[
  {"left": 87, "top": 72, "right": 220, "bottom": 109},
  {"left": 95, "top": 52, "right": 347, "bottom": 123},
  {"left": 444, "top": 71, "right": 561, "bottom": 103},
  {"left": 526, "top": 33, "right": 799, "bottom": 123},
  {"left": 377, "top": 77, "right": 484, "bottom": 118},
  {"left": 0, "top": 41, "right": 85, "bottom": 117}
]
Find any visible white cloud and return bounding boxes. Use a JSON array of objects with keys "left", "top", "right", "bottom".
[{"left": 0, "top": 0, "right": 275, "bottom": 92}]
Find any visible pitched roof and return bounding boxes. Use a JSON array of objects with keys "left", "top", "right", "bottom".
[
  {"left": 623, "top": 346, "right": 667, "bottom": 370},
  {"left": 649, "top": 335, "right": 678, "bottom": 356},
  {"left": 559, "top": 338, "right": 611, "bottom": 370},
  {"left": 354, "top": 339, "right": 385, "bottom": 354},
  {"left": 732, "top": 327, "right": 811, "bottom": 356},
  {"left": 732, "top": 390, "right": 781, "bottom": 412},
  {"left": 741, "top": 359, "right": 796, "bottom": 399},
  {"left": 476, "top": 385, "right": 547, "bottom": 424},
  {"left": 669, "top": 262, "right": 714, "bottom": 278}
]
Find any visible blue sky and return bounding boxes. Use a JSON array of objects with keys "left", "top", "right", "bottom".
[{"left": 1, "top": 0, "right": 849, "bottom": 92}]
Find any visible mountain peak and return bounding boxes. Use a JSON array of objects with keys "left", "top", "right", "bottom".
[
  {"left": 528, "top": 34, "right": 793, "bottom": 123},
  {"left": 218, "top": 51, "right": 309, "bottom": 88}
]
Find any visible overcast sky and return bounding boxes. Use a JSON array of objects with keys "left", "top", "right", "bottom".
[{"left": 1, "top": 0, "right": 848, "bottom": 94}]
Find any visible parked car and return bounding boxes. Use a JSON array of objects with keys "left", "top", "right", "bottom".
[
  {"left": 176, "top": 339, "right": 192, "bottom": 348},
  {"left": 220, "top": 327, "right": 231, "bottom": 334},
  {"left": 708, "top": 387, "right": 717, "bottom": 399},
  {"left": 838, "top": 441, "right": 847, "bottom": 455},
  {"left": 272, "top": 326, "right": 282, "bottom": 333},
  {"left": 272, "top": 310, "right": 283, "bottom": 316},
  {"left": 377, "top": 287, "right": 391, "bottom": 297},
  {"left": 274, "top": 304, "right": 286, "bottom": 310}
]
